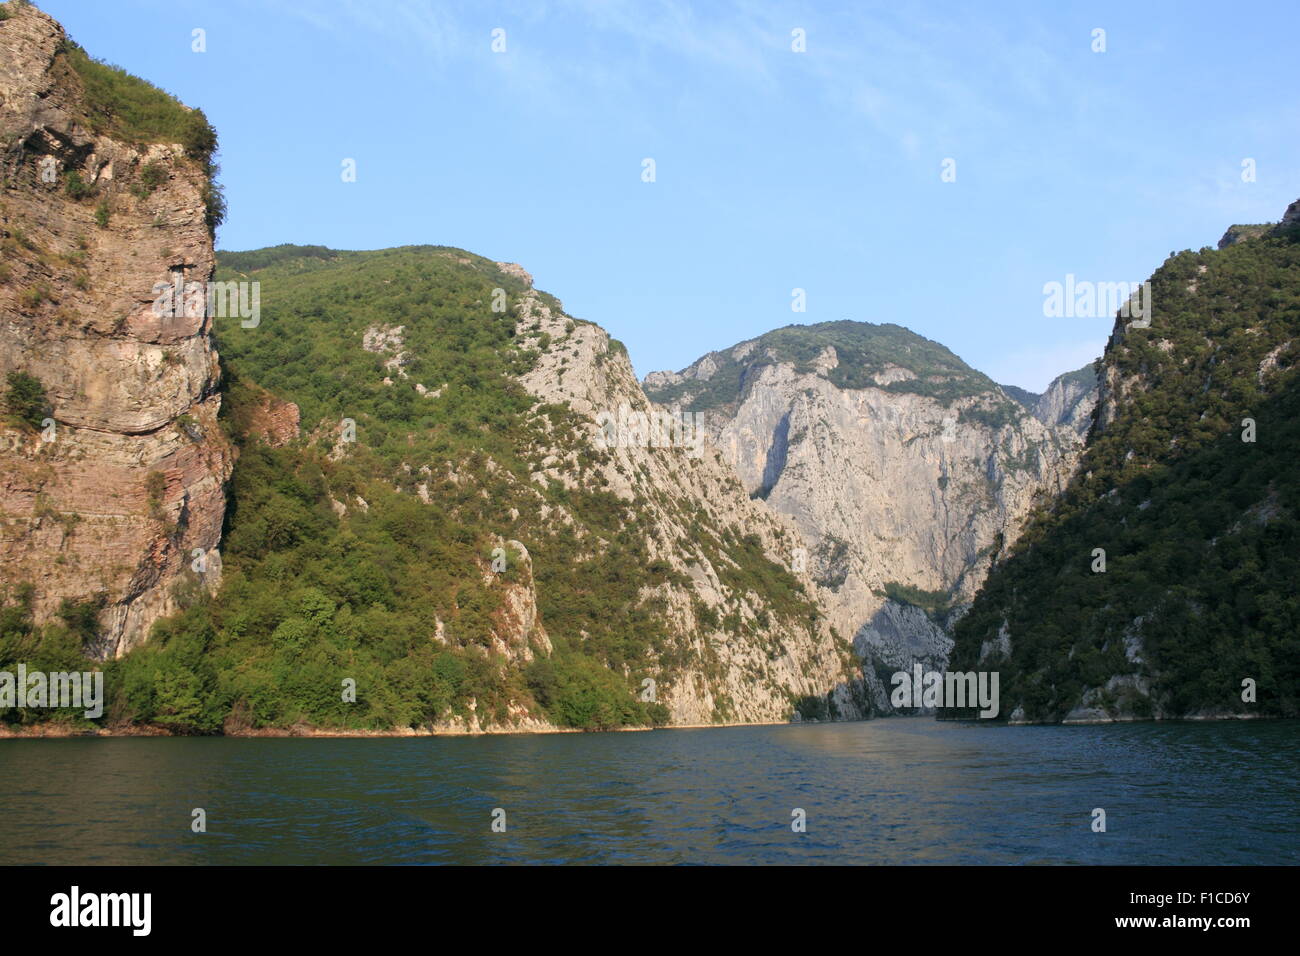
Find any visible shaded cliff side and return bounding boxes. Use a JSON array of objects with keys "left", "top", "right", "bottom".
[{"left": 947, "top": 201, "right": 1300, "bottom": 723}]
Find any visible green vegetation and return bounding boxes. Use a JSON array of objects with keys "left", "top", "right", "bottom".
[
  {"left": 131, "top": 162, "right": 166, "bottom": 199},
  {"left": 1000, "top": 383, "right": 1039, "bottom": 409},
  {"left": 645, "top": 320, "right": 1000, "bottom": 412},
  {"left": 0, "top": 589, "right": 105, "bottom": 730},
  {"left": 19, "top": 284, "right": 48, "bottom": 309},
  {"left": 2, "top": 244, "right": 830, "bottom": 734},
  {"left": 199, "top": 163, "right": 226, "bottom": 235},
  {"left": 948, "top": 227, "right": 1300, "bottom": 721},
  {"left": 958, "top": 399, "right": 1021, "bottom": 432},
  {"left": 202, "top": 246, "right": 659, "bottom": 730},
  {"left": 4, "top": 370, "right": 49, "bottom": 428},
  {"left": 55, "top": 39, "right": 212, "bottom": 157},
  {"left": 879, "top": 581, "right": 952, "bottom": 623},
  {"left": 218, "top": 244, "right": 335, "bottom": 274},
  {"left": 63, "top": 170, "right": 93, "bottom": 200}
]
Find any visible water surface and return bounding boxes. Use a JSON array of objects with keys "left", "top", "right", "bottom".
[{"left": 1, "top": 718, "right": 1295, "bottom": 864}]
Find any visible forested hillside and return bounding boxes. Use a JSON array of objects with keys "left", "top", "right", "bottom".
[
  {"left": 948, "top": 208, "right": 1300, "bottom": 722},
  {"left": 3, "top": 243, "right": 862, "bottom": 733}
]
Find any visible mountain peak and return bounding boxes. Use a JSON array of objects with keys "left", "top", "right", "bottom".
[{"left": 645, "top": 319, "right": 994, "bottom": 412}]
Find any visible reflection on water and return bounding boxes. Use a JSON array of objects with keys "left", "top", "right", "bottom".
[{"left": 0, "top": 718, "right": 1295, "bottom": 864}]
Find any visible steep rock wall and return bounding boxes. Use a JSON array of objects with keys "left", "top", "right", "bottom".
[
  {"left": 0, "top": 6, "right": 231, "bottom": 658},
  {"left": 647, "top": 329, "right": 1083, "bottom": 711},
  {"left": 514, "top": 287, "right": 866, "bottom": 723}
]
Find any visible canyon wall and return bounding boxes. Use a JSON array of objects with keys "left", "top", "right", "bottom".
[{"left": 0, "top": 5, "right": 231, "bottom": 658}]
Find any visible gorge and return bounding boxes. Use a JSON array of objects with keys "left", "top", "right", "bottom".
[{"left": 1, "top": 1, "right": 1296, "bottom": 737}]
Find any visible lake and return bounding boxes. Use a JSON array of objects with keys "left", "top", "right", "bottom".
[{"left": 1, "top": 718, "right": 1295, "bottom": 865}]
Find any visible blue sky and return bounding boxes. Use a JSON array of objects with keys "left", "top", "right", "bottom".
[{"left": 41, "top": 0, "right": 1300, "bottom": 391}]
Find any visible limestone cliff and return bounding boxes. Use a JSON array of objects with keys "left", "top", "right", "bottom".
[
  {"left": 645, "top": 322, "right": 1083, "bottom": 711},
  {"left": 0, "top": 4, "right": 231, "bottom": 658},
  {"left": 1031, "top": 364, "right": 1099, "bottom": 437},
  {"left": 513, "top": 286, "right": 865, "bottom": 724}
]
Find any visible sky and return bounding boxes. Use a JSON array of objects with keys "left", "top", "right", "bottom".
[{"left": 40, "top": 0, "right": 1300, "bottom": 391}]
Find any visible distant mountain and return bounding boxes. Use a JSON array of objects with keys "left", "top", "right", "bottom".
[
  {"left": 1031, "top": 363, "right": 1099, "bottom": 437},
  {"left": 1000, "top": 383, "right": 1040, "bottom": 409},
  {"left": 644, "top": 320, "right": 1003, "bottom": 411},
  {"left": 646, "top": 320, "right": 1083, "bottom": 713},
  {"left": 998, "top": 366, "right": 1099, "bottom": 437},
  {"left": 947, "top": 200, "right": 1300, "bottom": 723}
]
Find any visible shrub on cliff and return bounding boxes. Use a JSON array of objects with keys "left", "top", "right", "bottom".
[
  {"left": 181, "top": 108, "right": 217, "bottom": 163},
  {"left": 4, "top": 370, "right": 49, "bottom": 429},
  {"left": 58, "top": 39, "right": 196, "bottom": 148},
  {"left": 57, "top": 38, "right": 225, "bottom": 235},
  {"left": 63, "top": 169, "right": 93, "bottom": 199},
  {"left": 130, "top": 161, "right": 166, "bottom": 199}
]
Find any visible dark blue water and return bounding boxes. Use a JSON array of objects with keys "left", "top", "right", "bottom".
[{"left": 0, "top": 718, "right": 1295, "bottom": 864}]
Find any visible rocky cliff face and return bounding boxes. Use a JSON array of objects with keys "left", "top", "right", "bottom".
[
  {"left": 0, "top": 5, "right": 231, "bottom": 658},
  {"left": 513, "top": 287, "right": 865, "bottom": 724},
  {"left": 1031, "top": 364, "right": 1099, "bottom": 437},
  {"left": 645, "top": 322, "right": 1083, "bottom": 711}
]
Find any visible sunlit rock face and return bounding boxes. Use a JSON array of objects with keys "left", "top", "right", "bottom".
[
  {"left": 646, "top": 323, "right": 1084, "bottom": 710},
  {"left": 0, "top": 5, "right": 232, "bottom": 658}
]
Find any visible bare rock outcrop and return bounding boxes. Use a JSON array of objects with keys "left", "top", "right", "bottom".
[
  {"left": 485, "top": 538, "right": 553, "bottom": 665},
  {"left": 1032, "top": 365, "right": 1099, "bottom": 437},
  {"left": 646, "top": 326, "right": 1084, "bottom": 709},
  {"left": 239, "top": 385, "right": 300, "bottom": 447},
  {"left": 514, "top": 295, "right": 866, "bottom": 724},
  {"left": 0, "top": 5, "right": 231, "bottom": 657}
]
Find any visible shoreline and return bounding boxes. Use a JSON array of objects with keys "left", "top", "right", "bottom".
[
  {"left": 0, "top": 717, "right": 802, "bottom": 739},
  {"left": 0, "top": 711, "right": 1279, "bottom": 739}
]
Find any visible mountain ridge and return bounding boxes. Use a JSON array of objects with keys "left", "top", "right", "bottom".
[
  {"left": 947, "top": 199, "right": 1300, "bottom": 723},
  {"left": 645, "top": 318, "right": 1086, "bottom": 713}
]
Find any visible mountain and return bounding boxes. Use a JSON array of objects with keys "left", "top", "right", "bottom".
[
  {"left": 644, "top": 321, "right": 1084, "bottom": 711},
  {"left": 0, "top": 5, "right": 864, "bottom": 735},
  {"left": 0, "top": 3, "right": 231, "bottom": 659},
  {"left": 6, "top": 2, "right": 1287, "bottom": 736},
  {"left": 1031, "top": 364, "right": 1099, "bottom": 437},
  {"left": 28, "top": 241, "right": 865, "bottom": 735},
  {"left": 1000, "top": 383, "right": 1040, "bottom": 409},
  {"left": 947, "top": 200, "right": 1300, "bottom": 723}
]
